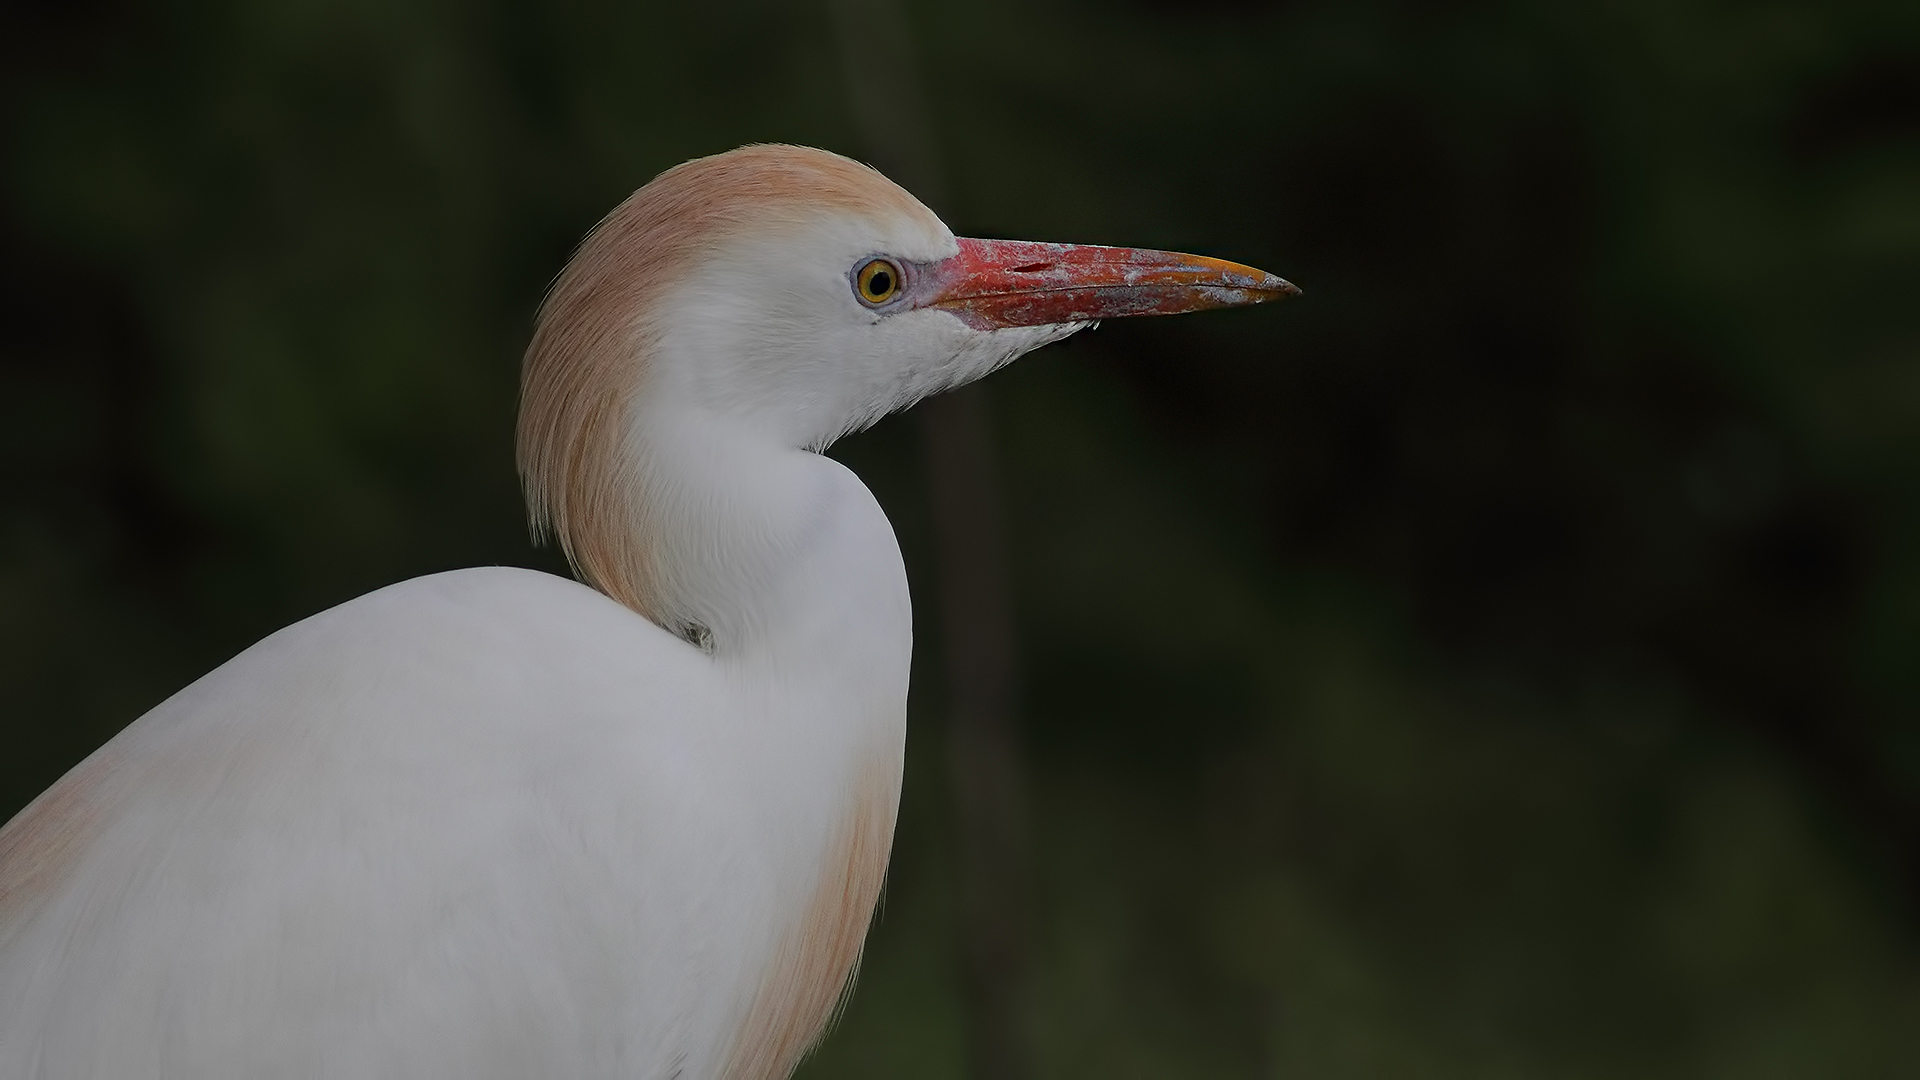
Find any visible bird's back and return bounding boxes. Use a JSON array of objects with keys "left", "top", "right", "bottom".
[{"left": 0, "top": 567, "right": 763, "bottom": 1079}]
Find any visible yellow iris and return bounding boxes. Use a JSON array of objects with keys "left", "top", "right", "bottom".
[{"left": 856, "top": 259, "right": 901, "bottom": 305}]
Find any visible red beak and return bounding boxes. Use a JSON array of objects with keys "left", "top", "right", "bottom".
[{"left": 925, "top": 237, "right": 1298, "bottom": 330}]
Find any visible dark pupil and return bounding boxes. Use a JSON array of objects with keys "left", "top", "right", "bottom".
[{"left": 867, "top": 268, "right": 893, "bottom": 296}]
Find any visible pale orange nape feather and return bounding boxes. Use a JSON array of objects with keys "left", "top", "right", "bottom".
[{"left": 517, "top": 144, "right": 941, "bottom": 627}]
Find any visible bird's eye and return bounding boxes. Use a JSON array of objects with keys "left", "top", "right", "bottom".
[{"left": 854, "top": 258, "right": 902, "bottom": 306}]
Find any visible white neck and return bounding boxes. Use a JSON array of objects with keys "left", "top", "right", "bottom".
[
  {"left": 626, "top": 400, "right": 911, "bottom": 679},
  {"left": 610, "top": 402, "right": 912, "bottom": 1078}
]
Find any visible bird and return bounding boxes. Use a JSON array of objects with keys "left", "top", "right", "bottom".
[{"left": 0, "top": 144, "right": 1296, "bottom": 1079}]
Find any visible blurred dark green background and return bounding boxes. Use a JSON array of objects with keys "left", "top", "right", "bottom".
[{"left": 4, "top": 0, "right": 1919, "bottom": 1075}]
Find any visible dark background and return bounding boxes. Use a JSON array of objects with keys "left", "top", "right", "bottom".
[{"left": 4, "top": 0, "right": 1919, "bottom": 1075}]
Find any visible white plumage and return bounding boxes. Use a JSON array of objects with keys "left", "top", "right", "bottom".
[{"left": 0, "top": 145, "right": 1293, "bottom": 1078}]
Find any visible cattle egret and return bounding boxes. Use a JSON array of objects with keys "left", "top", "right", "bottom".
[{"left": 0, "top": 145, "right": 1295, "bottom": 1078}]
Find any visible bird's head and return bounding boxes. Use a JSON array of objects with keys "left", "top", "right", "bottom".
[{"left": 518, "top": 144, "right": 1294, "bottom": 619}]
